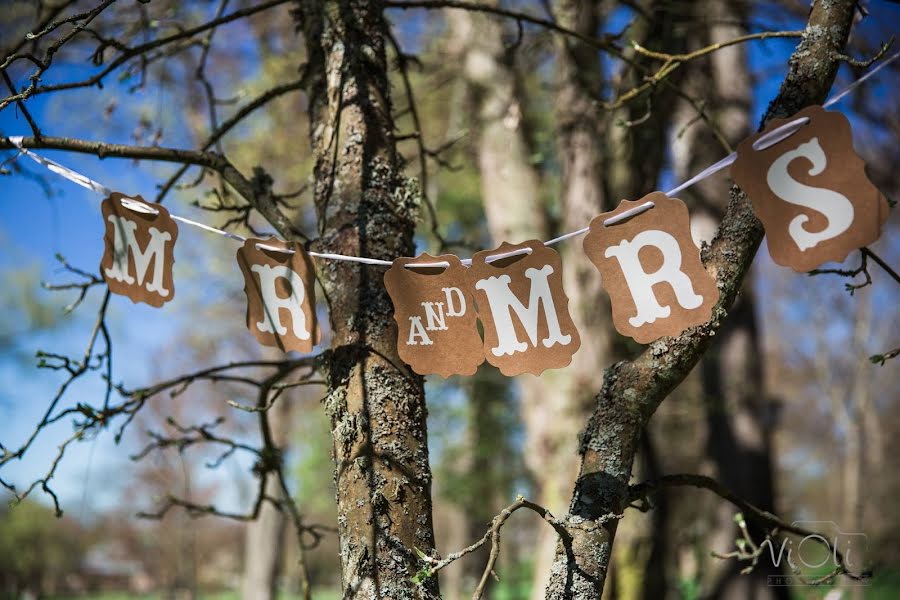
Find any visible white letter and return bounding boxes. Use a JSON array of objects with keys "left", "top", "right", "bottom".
[
  {"left": 442, "top": 287, "right": 466, "bottom": 317},
  {"left": 407, "top": 316, "right": 433, "bottom": 345},
  {"left": 104, "top": 215, "right": 172, "bottom": 296},
  {"left": 475, "top": 265, "right": 572, "bottom": 357},
  {"left": 250, "top": 264, "right": 310, "bottom": 340},
  {"left": 761, "top": 538, "right": 793, "bottom": 569},
  {"left": 421, "top": 302, "right": 447, "bottom": 331},
  {"left": 766, "top": 137, "right": 854, "bottom": 251},
  {"left": 605, "top": 230, "right": 703, "bottom": 328}
]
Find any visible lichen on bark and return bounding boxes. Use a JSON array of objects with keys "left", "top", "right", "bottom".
[{"left": 294, "top": 1, "right": 438, "bottom": 597}]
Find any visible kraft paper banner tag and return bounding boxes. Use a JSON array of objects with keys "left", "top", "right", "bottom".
[
  {"left": 100, "top": 192, "right": 178, "bottom": 307},
  {"left": 236, "top": 237, "right": 321, "bottom": 353},
  {"left": 384, "top": 253, "right": 484, "bottom": 377},
  {"left": 731, "top": 105, "right": 890, "bottom": 272},
  {"left": 583, "top": 193, "right": 719, "bottom": 344},
  {"left": 467, "top": 240, "right": 581, "bottom": 377}
]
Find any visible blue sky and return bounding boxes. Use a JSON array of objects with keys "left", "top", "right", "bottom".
[{"left": 1, "top": 1, "right": 898, "bottom": 521}]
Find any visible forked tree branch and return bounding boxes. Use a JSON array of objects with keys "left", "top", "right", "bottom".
[{"left": 0, "top": 135, "right": 305, "bottom": 240}]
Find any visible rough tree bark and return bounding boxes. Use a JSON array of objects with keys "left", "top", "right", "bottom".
[
  {"left": 669, "top": 2, "right": 786, "bottom": 598},
  {"left": 295, "top": 1, "right": 439, "bottom": 598},
  {"left": 558, "top": 2, "right": 687, "bottom": 597},
  {"left": 544, "top": 1, "right": 860, "bottom": 597}
]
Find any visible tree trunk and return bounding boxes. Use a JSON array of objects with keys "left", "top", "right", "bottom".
[
  {"left": 241, "top": 474, "right": 287, "bottom": 600},
  {"left": 296, "top": 2, "right": 439, "bottom": 597},
  {"left": 843, "top": 291, "right": 872, "bottom": 600},
  {"left": 445, "top": 10, "right": 561, "bottom": 598},
  {"left": 241, "top": 389, "right": 291, "bottom": 600},
  {"left": 605, "top": 0, "right": 688, "bottom": 205},
  {"left": 445, "top": 4, "right": 547, "bottom": 244},
  {"left": 544, "top": 1, "right": 859, "bottom": 597}
]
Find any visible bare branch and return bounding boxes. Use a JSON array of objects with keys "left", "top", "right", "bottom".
[
  {"left": 629, "top": 473, "right": 870, "bottom": 582},
  {"left": 1, "top": 0, "right": 294, "bottom": 106}
]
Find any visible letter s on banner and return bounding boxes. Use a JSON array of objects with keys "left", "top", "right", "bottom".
[
  {"left": 467, "top": 241, "right": 580, "bottom": 376},
  {"left": 100, "top": 192, "right": 179, "bottom": 307},
  {"left": 731, "top": 105, "right": 890, "bottom": 272},
  {"left": 583, "top": 193, "right": 719, "bottom": 344},
  {"left": 236, "top": 237, "right": 321, "bottom": 353}
]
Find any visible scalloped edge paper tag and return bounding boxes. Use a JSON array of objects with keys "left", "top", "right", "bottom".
[
  {"left": 100, "top": 192, "right": 179, "bottom": 307},
  {"left": 731, "top": 105, "right": 890, "bottom": 272},
  {"left": 236, "top": 237, "right": 321, "bottom": 353},
  {"left": 467, "top": 240, "right": 581, "bottom": 376},
  {"left": 384, "top": 253, "right": 485, "bottom": 377},
  {"left": 582, "top": 193, "right": 719, "bottom": 344}
]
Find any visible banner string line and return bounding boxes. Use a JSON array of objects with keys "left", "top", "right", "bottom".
[{"left": 6, "top": 49, "right": 898, "bottom": 270}]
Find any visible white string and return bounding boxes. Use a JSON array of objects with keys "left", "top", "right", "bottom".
[
  {"left": 8, "top": 136, "right": 113, "bottom": 196},
  {"left": 602, "top": 201, "right": 656, "bottom": 226},
  {"left": 822, "top": 49, "right": 900, "bottom": 108},
  {"left": 173, "top": 215, "right": 247, "bottom": 242},
  {"left": 5, "top": 49, "right": 896, "bottom": 268},
  {"left": 666, "top": 153, "right": 737, "bottom": 197}
]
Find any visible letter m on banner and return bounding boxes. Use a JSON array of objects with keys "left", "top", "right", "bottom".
[
  {"left": 467, "top": 241, "right": 581, "bottom": 377},
  {"left": 100, "top": 193, "right": 179, "bottom": 307}
]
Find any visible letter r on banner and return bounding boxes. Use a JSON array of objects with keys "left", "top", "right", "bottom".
[
  {"left": 583, "top": 193, "right": 719, "bottom": 344},
  {"left": 250, "top": 263, "right": 311, "bottom": 340},
  {"left": 236, "top": 237, "right": 320, "bottom": 353},
  {"left": 603, "top": 230, "right": 703, "bottom": 327}
]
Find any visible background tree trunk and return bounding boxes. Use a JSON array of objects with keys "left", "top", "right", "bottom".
[
  {"left": 445, "top": 9, "right": 548, "bottom": 597},
  {"left": 241, "top": 387, "right": 295, "bottom": 600},
  {"left": 297, "top": 1, "right": 439, "bottom": 597},
  {"left": 445, "top": 4, "right": 548, "bottom": 244},
  {"left": 527, "top": 1, "right": 618, "bottom": 597}
]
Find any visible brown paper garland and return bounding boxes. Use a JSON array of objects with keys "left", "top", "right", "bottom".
[
  {"left": 466, "top": 241, "right": 581, "bottom": 376},
  {"left": 583, "top": 193, "right": 719, "bottom": 344},
  {"left": 384, "top": 253, "right": 484, "bottom": 377},
  {"left": 100, "top": 192, "right": 179, "bottom": 307},
  {"left": 731, "top": 105, "right": 890, "bottom": 272},
  {"left": 236, "top": 237, "right": 321, "bottom": 353},
  {"left": 88, "top": 106, "right": 887, "bottom": 367}
]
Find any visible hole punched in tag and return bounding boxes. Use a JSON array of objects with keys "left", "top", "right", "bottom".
[
  {"left": 255, "top": 242, "right": 296, "bottom": 255},
  {"left": 119, "top": 197, "right": 160, "bottom": 215},
  {"left": 751, "top": 116, "right": 811, "bottom": 151},
  {"left": 603, "top": 201, "right": 655, "bottom": 227},
  {"left": 402, "top": 260, "right": 452, "bottom": 272}
]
